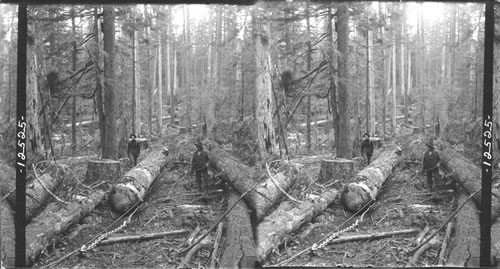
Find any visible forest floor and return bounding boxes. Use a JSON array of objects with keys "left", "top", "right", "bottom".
[{"left": 32, "top": 127, "right": 475, "bottom": 268}]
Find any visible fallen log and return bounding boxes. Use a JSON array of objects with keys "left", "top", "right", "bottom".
[
  {"left": 207, "top": 140, "right": 301, "bottom": 220},
  {"left": 26, "top": 191, "right": 105, "bottom": 266},
  {"left": 85, "top": 159, "right": 121, "bottom": 184},
  {"left": 1, "top": 200, "right": 15, "bottom": 267},
  {"left": 438, "top": 222, "right": 454, "bottom": 265},
  {"left": 322, "top": 229, "right": 418, "bottom": 246},
  {"left": 446, "top": 193, "right": 480, "bottom": 267},
  {"left": 98, "top": 229, "right": 189, "bottom": 246},
  {"left": 220, "top": 190, "right": 259, "bottom": 269},
  {"left": 341, "top": 144, "right": 402, "bottom": 212},
  {"left": 108, "top": 148, "right": 169, "bottom": 213},
  {"left": 8, "top": 163, "right": 66, "bottom": 221},
  {"left": 209, "top": 223, "right": 224, "bottom": 269},
  {"left": 255, "top": 189, "right": 339, "bottom": 262}
]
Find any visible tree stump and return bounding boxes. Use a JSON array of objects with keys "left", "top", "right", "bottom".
[
  {"left": 1, "top": 200, "right": 15, "bottom": 267},
  {"left": 85, "top": 159, "right": 121, "bottom": 184},
  {"left": 318, "top": 158, "right": 354, "bottom": 184}
]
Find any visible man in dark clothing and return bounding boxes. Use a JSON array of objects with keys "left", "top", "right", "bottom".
[
  {"left": 361, "top": 133, "right": 374, "bottom": 165},
  {"left": 127, "top": 134, "right": 141, "bottom": 166},
  {"left": 191, "top": 141, "right": 210, "bottom": 192},
  {"left": 422, "top": 140, "right": 440, "bottom": 191}
]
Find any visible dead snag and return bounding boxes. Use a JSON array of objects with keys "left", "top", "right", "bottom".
[
  {"left": 85, "top": 159, "right": 121, "bottom": 184},
  {"left": 255, "top": 189, "right": 339, "bottom": 262},
  {"left": 26, "top": 191, "right": 105, "bottom": 266},
  {"left": 438, "top": 141, "right": 500, "bottom": 219},
  {"left": 1, "top": 200, "right": 15, "bottom": 267},
  {"left": 206, "top": 140, "right": 300, "bottom": 220},
  {"left": 341, "top": 144, "right": 402, "bottom": 212},
  {"left": 108, "top": 148, "right": 169, "bottom": 213},
  {"left": 220, "top": 189, "right": 259, "bottom": 269},
  {"left": 446, "top": 193, "right": 480, "bottom": 267},
  {"left": 7, "top": 162, "right": 66, "bottom": 221}
]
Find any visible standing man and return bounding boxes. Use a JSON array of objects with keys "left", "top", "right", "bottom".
[
  {"left": 422, "top": 139, "right": 440, "bottom": 191},
  {"left": 361, "top": 133, "right": 374, "bottom": 165},
  {"left": 191, "top": 140, "right": 210, "bottom": 192},
  {"left": 127, "top": 134, "right": 141, "bottom": 166}
]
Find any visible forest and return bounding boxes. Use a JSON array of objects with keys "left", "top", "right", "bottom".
[{"left": 0, "top": 1, "right": 499, "bottom": 268}]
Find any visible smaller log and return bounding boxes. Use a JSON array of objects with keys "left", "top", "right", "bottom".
[
  {"left": 209, "top": 223, "right": 224, "bottom": 269},
  {"left": 323, "top": 229, "right": 418, "bottom": 246},
  {"left": 98, "top": 229, "right": 189, "bottom": 246},
  {"left": 85, "top": 159, "right": 121, "bottom": 184},
  {"left": 1, "top": 200, "right": 15, "bottom": 267},
  {"left": 8, "top": 163, "right": 66, "bottom": 221},
  {"left": 438, "top": 222, "right": 454, "bottom": 265},
  {"left": 318, "top": 158, "right": 354, "bottom": 184},
  {"left": 220, "top": 190, "right": 259, "bottom": 269},
  {"left": 26, "top": 191, "right": 105, "bottom": 266},
  {"left": 446, "top": 193, "right": 480, "bottom": 267}
]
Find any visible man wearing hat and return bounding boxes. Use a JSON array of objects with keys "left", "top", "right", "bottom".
[
  {"left": 191, "top": 140, "right": 210, "bottom": 192},
  {"left": 128, "top": 134, "right": 141, "bottom": 166},
  {"left": 422, "top": 138, "right": 440, "bottom": 191},
  {"left": 361, "top": 133, "right": 374, "bottom": 165}
]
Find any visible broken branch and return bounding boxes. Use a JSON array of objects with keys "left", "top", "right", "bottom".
[{"left": 97, "top": 229, "right": 189, "bottom": 246}]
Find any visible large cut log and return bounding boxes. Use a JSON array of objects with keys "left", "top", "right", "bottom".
[
  {"left": 318, "top": 158, "right": 354, "bottom": 184},
  {"left": 85, "top": 159, "right": 121, "bottom": 184},
  {"left": 1, "top": 200, "right": 15, "bottom": 267},
  {"left": 108, "top": 148, "right": 169, "bottom": 213},
  {"left": 206, "top": 140, "right": 301, "bottom": 220},
  {"left": 7, "top": 163, "right": 66, "bottom": 221},
  {"left": 255, "top": 189, "right": 339, "bottom": 262},
  {"left": 26, "top": 191, "right": 105, "bottom": 266},
  {"left": 437, "top": 141, "right": 500, "bottom": 220},
  {"left": 220, "top": 190, "right": 259, "bottom": 269},
  {"left": 341, "top": 144, "right": 402, "bottom": 212},
  {"left": 446, "top": 193, "right": 480, "bottom": 267}
]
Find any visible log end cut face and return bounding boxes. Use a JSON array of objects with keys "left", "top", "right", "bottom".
[
  {"left": 341, "top": 184, "right": 372, "bottom": 212},
  {"left": 108, "top": 185, "right": 138, "bottom": 214}
]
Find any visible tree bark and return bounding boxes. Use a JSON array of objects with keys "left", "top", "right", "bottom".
[
  {"left": 206, "top": 140, "right": 300, "bottom": 221},
  {"left": 367, "top": 29, "right": 375, "bottom": 134},
  {"left": 341, "top": 144, "right": 402, "bottom": 212},
  {"left": 255, "top": 189, "right": 339, "bottom": 262},
  {"left": 102, "top": 6, "right": 118, "bottom": 159},
  {"left": 446, "top": 193, "right": 480, "bottom": 267},
  {"left": 1, "top": 200, "right": 15, "bottom": 267},
  {"left": 85, "top": 159, "right": 121, "bottom": 184},
  {"left": 336, "top": 3, "right": 351, "bottom": 158},
  {"left": 7, "top": 163, "right": 65, "bottom": 221},
  {"left": 71, "top": 10, "right": 78, "bottom": 156},
  {"left": 108, "top": 148, "right": 169, "bottom": 213},
  {"left": 318, "top": 159, "right": 354, "bottom": 184},
  {"left": 25, "top": 191, "right": 105, "bottom": 266},
  {"left": 132, "top": 28, "right": 141, "bottom": 135},
  {"left": 158, "top": 30, "right": 163, "bottom": 137},
  {"left": 94, "top": 8, "right": 105, "bottom": 155},
  {"left": 220, "top": 189, "right": 259, "bottom": 269}
]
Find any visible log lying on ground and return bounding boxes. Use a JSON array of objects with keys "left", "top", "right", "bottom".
[
  {"left": 206, "top": 140, "right": 301, "bottom": 220},
  {"left": 1, "top": 200, "right": 15, "bottom": 267},
  {"left": 437, "top": 141, "right": 500, "bottom": 220},
  {"left": 98, "top": 229, "right": 189, "bottom": 246},
  {"left": 8, "top": 163, "right": 66, "bottom": 221},
  {"left": 220, "top": 190, "right": 259, "bottom": 269},
  {"left": 341, "top": 144, "right": 402, "bottom": 212},
  {"left": 255, "top": 189, "right": 339, "bottom": 262},
  {"left": 85, "top": 159, "right": 121, "bottom": 184},
  {"left": 26, "top": 190, "right": 105, "bottom": 266},
  {"left": 108, "top": 148, "right": 169, "bottom": 213},
  {"left": 446, "top": 193, "right": 480, "bottom": 267}
]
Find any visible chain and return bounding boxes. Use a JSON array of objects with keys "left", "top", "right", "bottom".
[
  {"left": 311, "top": 202, "right": 374, "bottom": 251},
  {"left": 80, "top": 207, "right": 138, "bottom": 252}
]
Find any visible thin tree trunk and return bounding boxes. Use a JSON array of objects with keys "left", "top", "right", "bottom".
[
  {"left": 391, "top": 28, "right": 397, "bottom": 135},
  {"left": 158, "top": 32, "right": 163, "bottom": 137},
  {"left": 102, "top": 6, "right": 118, "bottom": 159},
  {"left": 306, "top": 0, "right": 312, "bottom": 153},
  {"left": 71, "top": 10, "right": 77, "bottom": 155},
  {"left": 184, "top": 5, "right": 192, "bottom": 129},
  {"left": 132, "top": 29, "right": 141, "bottom": 135},
  {"left": 400, "top": 6, "right": 406, "bottom": 124},
  {"left": 327, "top": 7, "right": 339, "bottom": 150},
  {"left": 379, "top": 3, "right": 387, "bottom": 136},
  {"left": 94, "top": 8, "right": 105, "bottom": 155},
  {"left": 419, "top": 4, "right": 425, "bottom": 128},
  {"left": 367, "top": 29, "right": 375, "bottom": 134}
]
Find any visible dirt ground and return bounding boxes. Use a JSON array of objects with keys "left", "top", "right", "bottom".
[{"left": 31, "top": 131, "right": 468, "bottom": 268}]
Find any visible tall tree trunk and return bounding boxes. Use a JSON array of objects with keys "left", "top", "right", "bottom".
[
  {"left": 400, "top": 5, "right": 407, "bottom": 124},
  {"left": 391, "top": 27, "right": 397, "bottom": 136},
  {"left": 167, "top": 7, "right": 175, "bottom": 126},
  {"left": 306, "top": 0, "right": 312, "bottom": 153},
  {"left": 254, "top": 14, "right": 276, "bottom": 160},
  {"left": 94, "top": 8, "right": 105, "bottom": 156},
  {"left": 173, "top": 43, "right": 178, "bottom": 124},
  {"left": 336, "top": 3, "right": 351, "bottom": 158},
  {"left": 379, "top": 3, "right": 387, "bottom": 137},
  {"left": 132, "top": 28, "right": 141, "bottom": 135},
  {"left": 71, "top": 10, "right": 77, "bottom": 156},
  {"left": 366, "top": 29, "right": 375, "bottom": 134},
  {"left": 328, "top": 7, "right": 339, "bottom": 150},
  {"left": 102, "top": 6, "right": 118, "bottom": 159},
  {"left": 184, "top": 5, "right": 192, "bottom": 130},
  {"left": 417, "top": 5, "right": 425, "bottom": 128},
  {"left": 158, "top": 31, "right": 163, "bottom": 137}
]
